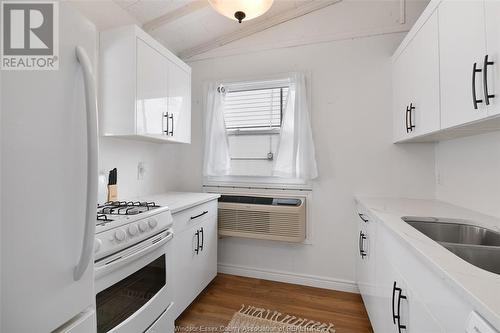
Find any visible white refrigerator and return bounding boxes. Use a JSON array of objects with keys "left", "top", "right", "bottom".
[{"left": 1, "top": 3, "right": 98, "bottom": 332}]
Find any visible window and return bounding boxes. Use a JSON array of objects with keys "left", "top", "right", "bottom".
[
  {"left": 221, "top": 82, "right": 289, "bottom": 177},
  {"left": 223, "top": 86, "right": 289, "bottom": 133},
  {"left": 203, "top": 73, "right": 317, "bottom": 182}
]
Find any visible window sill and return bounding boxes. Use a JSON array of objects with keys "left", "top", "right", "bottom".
[{"left": 203, "top": 176, "right": 312, "bottom": 191}]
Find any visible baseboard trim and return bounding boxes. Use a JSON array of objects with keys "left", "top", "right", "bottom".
[{"left": 217, "top": 263, "right": 359, "bottom": 294}]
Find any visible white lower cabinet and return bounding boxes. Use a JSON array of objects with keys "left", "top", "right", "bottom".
[
  {"left": 377, "top": 225, "right": 445, "bottom": 333},
  {"left": 172, "top": 200, "right": 218, "bottom": 319},
  {"left": 356, "top": 208, "right": 473, "bottom": 333},
  {"left": 355, "top": 209, "right": 377, "bottom": 324}
]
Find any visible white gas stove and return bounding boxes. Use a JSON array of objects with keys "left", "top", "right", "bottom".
[
  {"left": 94, "top": 200, "right": 173, "bottom": 261},
  {"left": 94, "top": 200, "right": 175, "bottom": 333}
]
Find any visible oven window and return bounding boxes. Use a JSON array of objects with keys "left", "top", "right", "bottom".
[{"left": 96, "top": 254, "right": 166, "bottom": 333}]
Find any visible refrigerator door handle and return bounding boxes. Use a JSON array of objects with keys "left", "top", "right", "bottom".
[{"left": 74, "top": 46, "right": 99, "bottom": 281}]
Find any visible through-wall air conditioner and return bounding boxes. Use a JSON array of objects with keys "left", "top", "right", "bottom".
[{"left": 217, "top": 195, "right": 306, "bottom": 243}]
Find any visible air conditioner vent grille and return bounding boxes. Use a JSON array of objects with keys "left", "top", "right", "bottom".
[{"left": 217, "top": 199, "right": 306, "bottom": 243}]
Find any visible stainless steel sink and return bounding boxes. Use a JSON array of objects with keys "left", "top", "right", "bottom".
[
  {"left": 442, "top": 243, "right": 500, "bottom": 275},
  {"left": 402, "top": 217, "right": 500, "bottom": 246},
  {"left": 402, "top": 217, "right": 500, "bottom": 275}
]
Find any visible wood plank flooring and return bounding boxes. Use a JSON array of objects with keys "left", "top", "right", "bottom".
[{"left": 175, "top": 274, "right": 373, "bottom": 333}]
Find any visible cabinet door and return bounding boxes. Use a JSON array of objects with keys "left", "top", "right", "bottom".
[
  {"left": 198, "top": 217, "right": 217, "bottom": 290},
  {"left": 373, "top": 225, "right": 400, "bottom": 333},
  {"left": 167, "top": 61, "right": 191, "bottom": 143},
  {"left": 375, "top": 228, "right": 443, "bottom": 333},
  {"left": 355, "top": 213, "right": 377, "bottom": 323},
  {"left": 484, "top": 1, "right": 500, "bottom": 117},
  {"left": 393, "top": 46, "right": 411, "bottom": 141},
  {"left": 393, "top": 11, "right": 440, "bottom": 141},
  {"left": 172, "top": 227, "right": 200, "bottom": 318},
  {"left": 380, "top": 268, "right": 444, "bottom": 333},
  {"left": 405, "top": 286, "right": 444, "bottom": 333},
  {"left": 405, "top": 11, "right": 440, "bottom": 137},
  {"left": 136, "top": 39, "right": 168, "bottom": 136},
  {"left": 439, "top": 0, "right": 488, "bottom": 128}
]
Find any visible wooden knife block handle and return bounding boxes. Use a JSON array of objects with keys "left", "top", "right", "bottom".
[{"left": 107, "top": 185, "right": 117, "bottom": 202}]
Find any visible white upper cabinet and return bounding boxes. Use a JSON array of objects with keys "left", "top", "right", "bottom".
[
  {"left": 484, "top": 1, "right": 500, "bottom": 117},
  {"left": 392, "top": 0, "right": 500, "bottom": 142},
  {"left": 393, "top": 42, "right": 411, "bottom": 141},
  {"left": 136, "top": 39, "right": 169, "bottom": 137},
  {"left": 100, "top": 25, "right": 191, "bottom": 143},
  {"left": 167, "top": 60, "right": 191, "bottom": 143},
  {"left": 393, "top": 10, "right": 440, "bottom": 142},
  {"left": 439, "top": 0, "right": 487, "bottom": 128}
]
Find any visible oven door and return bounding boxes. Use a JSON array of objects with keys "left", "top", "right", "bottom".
[{"left": 95, "top": 229, "right": 174, "bottom": 333}]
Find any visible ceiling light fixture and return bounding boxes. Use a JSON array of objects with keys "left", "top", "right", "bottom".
[{"left": 208, "top": 0, "right": 274, "bottom": 23}]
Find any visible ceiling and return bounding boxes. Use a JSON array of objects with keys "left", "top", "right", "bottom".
[{"left": 113, "top": 0, "right": 339, "bottom": 58}]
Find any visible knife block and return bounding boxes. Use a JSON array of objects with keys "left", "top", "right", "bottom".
[{"left": 107, "top": 185, "right": 118, "bottom": 202}]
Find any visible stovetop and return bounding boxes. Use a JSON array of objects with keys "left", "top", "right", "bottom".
[
  {"left": 96, "top": 201, "right": 162, "bottom": 227},
  {"left": 94, "top": 199, "right": 173, "bottom": 260}
]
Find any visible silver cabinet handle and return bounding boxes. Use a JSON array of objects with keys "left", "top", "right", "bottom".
[{"left": 74, "top": 46, "right": 99, "bottom": 281}]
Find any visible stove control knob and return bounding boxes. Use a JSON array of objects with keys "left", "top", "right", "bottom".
[
  {"left": 94, "top": 238, "right": 102, "bottom": 253},
  {"left": 128, "top": 224, "right": 139, "bottom": 236},
  {"left": 139, "top": 221, "right": 149, "bottom": 232},
  {"left": 114, "top": 229, "right": 126, "bottom": 242},
  {"left": 148, "top": 218, "right": 158, "bottom": 229}
]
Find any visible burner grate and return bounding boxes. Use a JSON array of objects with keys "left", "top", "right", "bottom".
[
  {"left": 97, "top": 201, "right": 160, "bottom": 216},
  {"left": 96, "top": 214, "right": 113, "bottom": 226}
]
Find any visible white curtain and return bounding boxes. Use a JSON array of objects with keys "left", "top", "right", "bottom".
[
  {"left": 273, "top": 73, "right": 318, "bottom": 180},
  {"left": 203, "top": 83, "right": 231, "bottom": 176}
]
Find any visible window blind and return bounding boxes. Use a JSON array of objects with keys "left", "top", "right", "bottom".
[{"left": 223, "top": 87, "right": 289, "bottom": 131}]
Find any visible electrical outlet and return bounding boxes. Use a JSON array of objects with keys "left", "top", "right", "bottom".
[{"left": 137, "top": 162, "right": 146, "bottom": 180}]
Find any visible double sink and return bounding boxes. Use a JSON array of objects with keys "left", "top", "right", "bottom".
[{"left": 403, "top": 217, "right": 500, "bottom": 275}]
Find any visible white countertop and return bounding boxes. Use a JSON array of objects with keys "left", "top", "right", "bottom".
[
  {"left": 138, "top": 192, "right": 220, "bottom": 214},
  {"left": 355, "top": 197, "right": 500, "bottom": 329}
]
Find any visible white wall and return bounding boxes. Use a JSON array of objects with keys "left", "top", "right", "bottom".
[
  {"left": 436, "top": 132, "right": 500, "bottom": 219},
  {"left": 99, "top": 138, "right": 180, "bottom": 200},
  {"left": 177, "top": 32, "right": 436, "bottom": 289}
]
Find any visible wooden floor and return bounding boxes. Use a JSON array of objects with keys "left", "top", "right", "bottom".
[{"left": 175, "top": 274, "right": 373, "bottom": 333}]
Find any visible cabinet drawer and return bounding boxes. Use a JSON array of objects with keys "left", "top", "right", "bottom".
[{"left": 172, "top": 200, "right": 217, "bottom": 234}]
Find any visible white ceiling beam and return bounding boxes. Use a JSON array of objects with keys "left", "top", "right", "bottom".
[
  {"left": 179, "top": 0, "right": 342, "bottom": 60},
  {"left": 143, "top": 1, "right": 210, "bottom": 33}
]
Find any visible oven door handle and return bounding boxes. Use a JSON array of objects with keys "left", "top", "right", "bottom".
[{"left": 95, "top": 231, "right": 173, "bottom": 276}]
